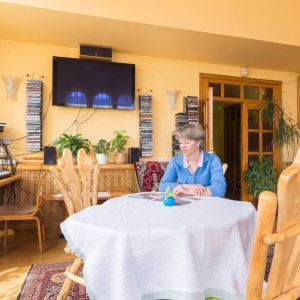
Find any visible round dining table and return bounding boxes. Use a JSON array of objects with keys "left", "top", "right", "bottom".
[{"left": 61, "top": 193, "right": 256, "bottom": 300}]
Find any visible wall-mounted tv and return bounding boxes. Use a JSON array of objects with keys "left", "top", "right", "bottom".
[{"left": 52, "top": 56, "right": 135, "bottom": 110}]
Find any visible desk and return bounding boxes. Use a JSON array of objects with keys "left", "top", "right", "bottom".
[
  {"left": 61, "top": 194, "right": 256, "bottom": 300},
  {"left": 0, "top": 174, "right": 22, "bottom": 237},
  {"left": 0, "top": 174, "right": 21, "bottom": 187}
]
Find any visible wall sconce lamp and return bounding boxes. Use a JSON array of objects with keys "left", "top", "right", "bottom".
[
  {"left": 240, "top": 67, "right": 249, "bottom": 78},
  {"left": 165, "top": 89, "right": 180, "bottom": 109},
  {"left": 2, "top": 76, "right": 22, "bottom": 100}
]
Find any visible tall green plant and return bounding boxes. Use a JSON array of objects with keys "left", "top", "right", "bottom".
[
  {"left": 243, "top": 156, "right": 279, "bottom": 197},
  {"left": 257, "top": 99, "right": 300, "bottom": 155}
]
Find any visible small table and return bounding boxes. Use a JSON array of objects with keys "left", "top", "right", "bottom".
[
  {"left": 106, "top": 187, "right": 132, "bottom": 198},
  {"left": 42, "top": 192, "right": 111, "bottom": 219},
  {"left": 61, "top": 193, "right": 256, "bottom": 299},
  {"left": 43, "top": 192, "right": 112, "bottom": 238},
  {"left": 0, "top": 174, "right": 21, "bottom": 187},
  {"left": 0, "top": 174, "right": 22, "bottom": 237}
]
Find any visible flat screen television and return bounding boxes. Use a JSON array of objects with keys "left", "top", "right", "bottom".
[{"left": 52, "top": 56, "right": 135, "bottom": 110}]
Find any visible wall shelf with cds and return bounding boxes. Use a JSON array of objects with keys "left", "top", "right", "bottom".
[
  {"left": 171, "top": 96, "right": 199, "bottom": 156},
  {"left": 184, "top": 95, "right": 199, "bottom": 124},
  {"left": 139, "top": 94, "right": 153, "bottom": 157},
  {"left": 26, "top": 77, "right": 43, "bottom": 152}
]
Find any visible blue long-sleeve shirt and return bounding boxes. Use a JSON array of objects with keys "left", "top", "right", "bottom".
[{"left": 159, "top": 151, "right": 227, "bottom": 197}]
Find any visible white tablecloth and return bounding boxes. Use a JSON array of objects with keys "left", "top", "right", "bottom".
[{"left": 61, "top": 194, "right": 256, "bottom": 300}]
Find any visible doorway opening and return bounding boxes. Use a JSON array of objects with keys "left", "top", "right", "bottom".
[{"left": 214, "top": 102, "right": 241, "bottom": 199}]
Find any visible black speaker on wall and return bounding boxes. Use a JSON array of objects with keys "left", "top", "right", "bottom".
[
  {"left": 79, "top": 44, "right": 112, "bottom": 61},
  {"left": 44, "top": 146, "right": 57, "bottom": 165},
  {"left": 128, "top": 147, "right": 140, "bottom": 164}
]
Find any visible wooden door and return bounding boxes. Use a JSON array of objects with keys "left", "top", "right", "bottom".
[
  {"left": 241, "top": 102, "right": 281, "bottom": 206},
  {"left": 203, "top": 87, "right": 214, "bottom": 152},
  {"left": 200, "top": 73, "right": 282, "bottom": 203}
]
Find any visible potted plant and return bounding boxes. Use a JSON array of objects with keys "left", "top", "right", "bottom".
[
  {"left": 243, "top": 156, "right": 279, "bottom": 206},
  {"left": 53, "top": 133, "right": 91, "bottom": 162},
  {"left": 110, "top": 130, "right": 130, "bottom": 164},
  {"left": 92, "top": 139, "right": 114, "bottom": 164},
  {"left": 162, "top": 186, "right": 175, "bottom": 206}
]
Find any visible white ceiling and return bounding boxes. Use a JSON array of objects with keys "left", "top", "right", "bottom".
[{"left": 1, "top": 2, "right": 300, "bottom": 73}]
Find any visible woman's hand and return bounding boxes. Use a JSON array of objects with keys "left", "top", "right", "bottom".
[{"left": 173, "top": 184, "right": 211, "bottom": 196}]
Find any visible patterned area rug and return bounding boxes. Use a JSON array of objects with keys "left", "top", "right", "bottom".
[
  {"left": 17, "top": 261, "right": 89, "bottom": 300},
  {"left": 265, "top": 245, "right": 274, "bottom": 282}
]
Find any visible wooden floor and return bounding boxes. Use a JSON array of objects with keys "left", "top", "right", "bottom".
[{"left": 0, "top": 227, "right": 70, "bottom": 300}]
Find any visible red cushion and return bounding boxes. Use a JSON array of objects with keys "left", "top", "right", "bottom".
[{"left": 134, "top": 161, "right": 169, "bottom": 192}]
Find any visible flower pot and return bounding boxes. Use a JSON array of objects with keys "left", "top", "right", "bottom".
[
  {"left": 114, "top": 152, "right": 127, "bottom": 164},
  {"left": 96, "top": 153, "right": 108, "bottom": 164},
  {"left": 162, "top": 196, "right": 175, "bottom": 206}
]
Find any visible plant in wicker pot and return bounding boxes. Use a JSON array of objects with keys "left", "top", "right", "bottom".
[
  {"left": 53, "top": 133, "right": 91, "bottom": 162},
  {"left": 110, "top": 130, "right": 130, "bottom": 164},
  {"left": 92, "top": 139, "right": 114, "bottom": 164}
]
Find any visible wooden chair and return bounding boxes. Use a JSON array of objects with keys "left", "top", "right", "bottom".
[
  {"left": 232, "top": 162, "right": 241, "bottom": 199},
  {"left": 247, "top": 147, "right": 300, "bottom": 299},
  {"left": 222, "top": 163, "right": 228, "bottom": 175},
  {"left": 50, "top": 148, "right": 99, "bottom": 300},
  {"left": 0, "top": 172, "right": 46, "bottom": 253}
]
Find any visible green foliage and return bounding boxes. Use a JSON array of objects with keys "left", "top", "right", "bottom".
[
  {"left": 110, "top": 130, "right": 130, "bottom": 153},
  {"left": 92, "top": 139, "right": 114, "bottom": 156},
  {"left": 53, "top": 133, "right": 91, "bottom": 157},
  {"left": 165, "top": 186, "right": 173, "bottom": 198},
  {"left": 257, "top": 99, "right": 300, "bottom": 153},
  {"left": 243, "top": 156, "right": 279, "bottom": 197}
]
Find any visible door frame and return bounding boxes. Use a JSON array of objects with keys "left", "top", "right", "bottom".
[{"left": 200, "top": 73, "right": 282, "bottom": 202}]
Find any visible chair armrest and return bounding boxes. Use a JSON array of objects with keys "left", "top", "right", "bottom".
[{"left": 263, "top": 224, "right": 300, "bottom": 245}]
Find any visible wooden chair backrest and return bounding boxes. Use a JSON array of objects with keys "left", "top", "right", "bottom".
[
  {"left": 247, "top": 147, "right": 300, "bottom": 299},
  {"left": 50, "top": 148, "right": 99, "bottom": 215},
  {"left": 222, "top": 163, "right": 228, "bottom": 175}
]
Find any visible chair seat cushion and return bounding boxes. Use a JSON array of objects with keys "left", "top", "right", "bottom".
[{"left": 0, "top": 204, "right": 36, "bottom": 215}]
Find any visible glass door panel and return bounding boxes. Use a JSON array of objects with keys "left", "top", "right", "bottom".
[{"left": 241, "top": 102, "right": 281, "bottom": 203}]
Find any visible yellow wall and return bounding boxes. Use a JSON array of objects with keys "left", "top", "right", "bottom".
[
  {"left": 0, "top": 39, "right": 299, "bottom": 162},
  {"left": 3, "top": 0, "right": 300, "bottom": 46}
]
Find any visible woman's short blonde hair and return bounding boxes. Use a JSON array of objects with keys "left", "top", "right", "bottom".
[{"left": 176, "top": 123, "right": 205, "bottom": 150}]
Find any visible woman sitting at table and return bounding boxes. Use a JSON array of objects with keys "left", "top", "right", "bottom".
[{"left": 159, "top": 123, "right": 226, "bottom": 197}]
